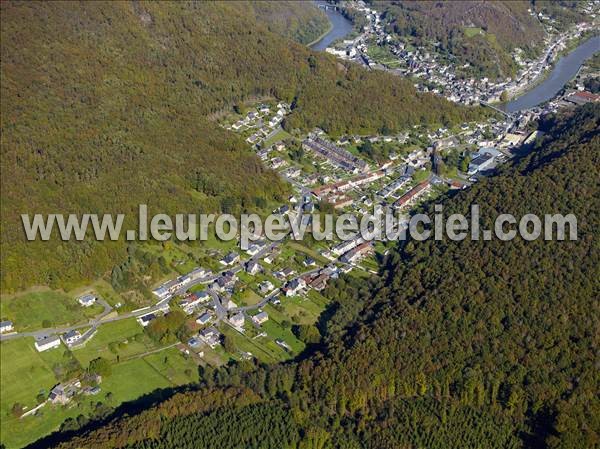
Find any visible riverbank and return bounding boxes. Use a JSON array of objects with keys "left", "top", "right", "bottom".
[
  {"left": 504, "top": 35, "right": 600, "bottom": 112},
  {"left": 307, "top": 20, "right": 333, "bottom": 48},
  {"left": 308, "top": 2, "right": 354, "bottom": 51},
  {"left": 504, "top": 31, "right": 600, "bottom": 102}
]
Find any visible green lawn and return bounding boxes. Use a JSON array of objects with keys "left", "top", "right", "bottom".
[
  {"left": 412, "top": 169, "right": 431, "bottom": 183},
  {"left": 306, "top": 290, "right": 330, "bottom": 309},
  {"left": 143, "top": 347, "right": 199, "bottom": 385},
  {"left": 463, "top": 27, "right": 483, "bottom": 38},
  {"left": 359, "top": 256, "right": 380, "bottom": 272},
  {"left": 0, "top": 290, "right": 103, "bottom": 331},
  {"left": 0, "top": 334, "right": 193, "bottom": 449},
  {"left": 72, "top": 318, "right": 156, "bottom": 366},
  {"left": 271, "top": 297, "right": 320, "bottom": 325},
  {"left": 0, "top": 338, "right": 83, "bottom": 449},
  {"left": 285, "top": 242, "right": 329, "bottom": 265},
  {"left": 219, "top": 324, "right": 283, "bottom": 363},
  {"left": 366, "top": 44, "right": 402, "bottom": 67},
  {"left": 259, "top": 310, "right": 305, "bottom": 354},
  {"left": 0, "top": 338, "right": 59, "bottom": 417},
  {"left": 233, "top": 289, "right": 263, "bottom": 307},
  {"left": 100, "top": 358, "right": 172, "bottom": 404},
  {"left": 262, "top": 127, "right": 291, "bottom": 147}
]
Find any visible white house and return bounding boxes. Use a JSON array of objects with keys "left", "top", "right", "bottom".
[
  {"left": 283, "top": 278, "right": 306, "bottom": 297},
  {"left": 187, "top": 267, "right": 208, "bottom": 281},
  {"left": 263, "top": 253, "right": 277, "bottom": 264},
  {"left": 199, "top": 327, "right": 221, "bottom": 348},
  {"left": 245, "top": 260, "right": 261, "bottom": 275},
  {"left": 252, "top": 311, "right": 269, "bottom": 325},
  {"left": 0, "top": 320, "right": 14, "bottom": 333},
  {"left": 78, "top": 294, "right": 96, "bottom": 307},
  {"left": 246, "top": 244, "right": 262, "bottom": 256},
  {"left": 229, "top": 312, "right": 245, "bottom": 328},
  {"left": 35, "top": 335, "right": 61, "bottom": 352},
  {"left": 258, "top": 281, "right": 274, "bottom": 294},
  {"left": 63, "top": 330, "right": 82, "bottom": 346}
]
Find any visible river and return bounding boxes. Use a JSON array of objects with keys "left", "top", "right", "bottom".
[
  {"left": 310, "top": 1, "right": 353, "bottom": 51},
  {"left": 504, "top": 36, "right": 600, "bottom": 112},
  {"left": 308, "top": 3, "right": 599, "bottom": 112}
]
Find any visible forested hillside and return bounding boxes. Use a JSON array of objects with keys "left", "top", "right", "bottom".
[
  {"left": 0, "top": 1, "right": 479, "bottom": 292},
  {"left": 245, "top": 1, "right": 330, "bottom": 45},
  {"left": 49, "top": 105, "right": 599, "bottom": 449},
  {"left": 376, "top": 1, "right": 551, "bottom": 79}
]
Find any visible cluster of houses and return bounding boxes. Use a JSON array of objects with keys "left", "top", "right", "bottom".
[
  {"left": 376, "top": 165, "right": 415, "bottom": 198},
  {"left": 33, "top": 327, "right": 98, "bottom": 353},
  {"left": 179, "top": 291, "right": 211, "bottom": 315},
  {"left": 27, "top": 293, "right": 105, "bottom": 352},
  {"left": 225, "top": 102, "right": 290, "bottom": 148},
  {"left": 152, "top": 267, "right": 210, "bottom": 301},
  {"left": 325, "top": 1, "right": 596, "bottom": 107},
  {"left": 340, "top": 242, "right": 374, "bottom": 264},
  {"left": 552, "top": 90, "right": 600, "bottom": 110},
  {"left": 48, "top": 374, "right": 102, "bottom": 406},
  {"left": 392, "top": 180, "right": 432, "bottom": 210},
  {"left": 303, "top": 135, "right": 369, "bottom": 174},
  {"left": 211, "top": 270, "right": 237, "bottom": 294}
]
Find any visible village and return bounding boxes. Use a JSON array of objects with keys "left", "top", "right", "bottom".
[
  {"left": 0, "top": 4, "right": 598, "bottom": 442},
  {"left": 2, "top": 78, "right": 599, "bottom": 427},
  {"left": 323, "top": 0, "right": 598, "bottom": 105}
]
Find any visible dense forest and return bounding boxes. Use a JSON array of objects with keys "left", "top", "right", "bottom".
[
  {"left": 47, "top": 104, "right": 599, "bottom": 449},
  {"left": 375, "top": 1, "right": 583, "bottom": 79},
  {"left": 244, "top": 1, "right": 331, "bottom": 45},
  {"left": 0, "top": 1, "right": 481, "bottom": 292}
]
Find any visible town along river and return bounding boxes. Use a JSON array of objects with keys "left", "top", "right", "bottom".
[
  {"left": 504, "top": 36, "right": 600, "bottom": 112},
  {"left": 310, "top": 1, "right": 354, "bottom": 51}
]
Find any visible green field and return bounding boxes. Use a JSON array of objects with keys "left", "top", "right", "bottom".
[
  {"left": 0, "top": 338, "right": 78, "bottom": 449},
  {"left": 220, "top": 324, "right": 284, "bottom": 363},
  {"left": 285, "top": 242, "right": 329, "bottom": 265},
  {"left": 233, "top": 289, "right": 263, "bottom": 307},
  {"left": 0, "top": 338, "right": 59, "bottom": 417},
  {"left": 0, "top": 290, "right": 103, "bottom": 331},
  {"left": 143, "top": 347, "right": 199, "bottom": 385},
  {"left": 99, "top": 358, "right": 171, "bottom": 403},
  {"left": 366, "top": 44, "right": 402, "bottom": 67},
  {"left": 0, "top": 332, "right": 198, "bottom": 449},
  {"left": 463, "top": 27, "right": 483, "bottom": 38},
  {"left": 267, "top": 297, "right": 320, "bottom": 325},
  {"left": 72, "top": 318, "right": 155, "bottom": 365},
  {"left": 262, "top": 127, "right": 291, "bottom": 147}
]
